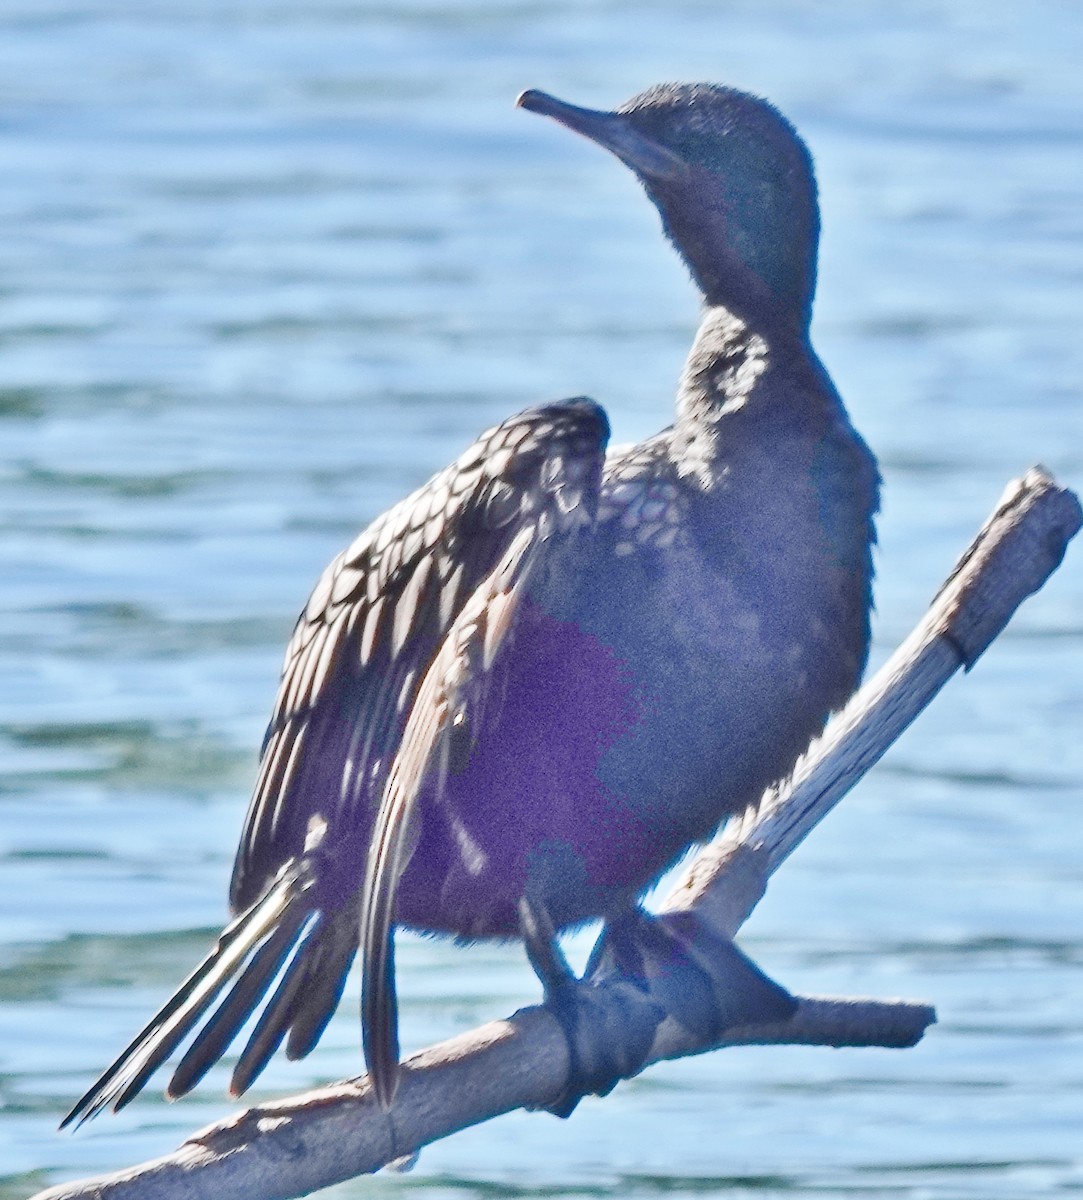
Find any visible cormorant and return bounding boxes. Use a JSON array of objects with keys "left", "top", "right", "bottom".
[{"left": 64, "top": 82, "right": 879, "bottom": 1125}]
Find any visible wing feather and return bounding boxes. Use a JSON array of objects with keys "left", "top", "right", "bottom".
[
  {"left": 64, "top": 397, "right": 610, "bottom": 1124},
  {"left": 360, "top": 526, "right": 539, "bottom": 1107},
  {"left": 230, "top": 398, "right": 610, "bottom": 914}
]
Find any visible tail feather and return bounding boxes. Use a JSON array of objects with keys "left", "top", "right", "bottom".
[
  {"left": 167, "top": 901, "right": 313, "bottom": 1099},
  {"left": 285, "top": 914, "right": 357, "bottom": 1061},
  {"left": 228, "top": 932, "right": 316, "bottom": 1098},
  {"left": 61, "top": 870, "right": 329, "bottom": 1128}
]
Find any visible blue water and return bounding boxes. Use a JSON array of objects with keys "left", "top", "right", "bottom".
[{"left": 2, "top": 1, "right": 1082, "bottom": 1196}]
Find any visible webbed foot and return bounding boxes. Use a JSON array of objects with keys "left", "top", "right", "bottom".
[
  {"left": 520, "top": 901, "right": 796, "bottom": 1118},
  {"left": 519, "top": 898, "right": 661, "bottom": 1117}
]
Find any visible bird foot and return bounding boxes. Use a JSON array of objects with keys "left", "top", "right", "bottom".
[
  {"left": 587, "top": 908, "right": 797, "bottom": 1043},
  {"left": 521, "top": 902, "right": 797, "bottom": 1118},
  {"left": 519, "top": 899, "right": 662, "bottom": 1118}
]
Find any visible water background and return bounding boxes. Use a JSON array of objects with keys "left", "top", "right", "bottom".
[{"left": 2, "top": 1, "right": 1082, "bottom": 1196}]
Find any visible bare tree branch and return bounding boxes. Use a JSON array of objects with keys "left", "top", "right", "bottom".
[{"left": 34, "top": 467, "right": 1081, "bottom": 1200}]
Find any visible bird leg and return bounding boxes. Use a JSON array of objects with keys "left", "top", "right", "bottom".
[
  {"left": 518, "top": 898, "right": 663, "bottom": 1118},
  {"left": 520, "top": 899, "right": 797, "bottom": 1118}
]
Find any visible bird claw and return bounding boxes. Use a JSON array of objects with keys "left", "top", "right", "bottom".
[
  {"left": 592, "top": 908, "right": 797, "bottom": 1041},
  {"left": 539, "top": 970, "right": 663, "bottom": 1118},
  {"left": 528, "top": 905, "right": 796, "bottom": 1117},
  {"left": 518, "top": 896, "right": 657, "bottom": 1117}
]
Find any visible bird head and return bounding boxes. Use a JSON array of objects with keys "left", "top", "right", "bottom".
[{"left": 518, "top": 83, "right": 820, "bottom": 336}]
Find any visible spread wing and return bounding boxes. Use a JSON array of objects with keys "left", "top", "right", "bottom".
[
  {"left": 62, "top": 396, "right": 609, "bottom": 1126},
  {"left": 231, "top": 396, "right": 610, "bottom": 913}
]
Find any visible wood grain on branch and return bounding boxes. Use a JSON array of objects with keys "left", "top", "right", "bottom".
[{"left": 34, "top": 467, "right": 1081, "bottom": 1200}]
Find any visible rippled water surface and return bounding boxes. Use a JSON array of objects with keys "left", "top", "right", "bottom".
[{"left": 2, "top": 2, "right": 1082, "bottom": 1197}]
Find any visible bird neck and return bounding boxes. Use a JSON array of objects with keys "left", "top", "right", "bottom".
[
  {"left": 669, "top": 303, "right": 807, "bottom": 485},
  {"left": 647, "top": 165, "right": 820, "bottom": 337}
]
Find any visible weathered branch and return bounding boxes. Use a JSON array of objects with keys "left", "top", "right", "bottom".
[{"left": 34, "top": 467, "right": 1081, "bottom": 1200}]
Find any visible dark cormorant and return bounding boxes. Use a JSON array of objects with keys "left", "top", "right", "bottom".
[{"left": 64, "top": 82, "right": 879, "bottom": 1125}]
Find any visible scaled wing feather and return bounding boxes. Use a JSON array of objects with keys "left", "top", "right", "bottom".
[{"left": 63, "top": 398, "right": 609, "bottom": 1124}]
